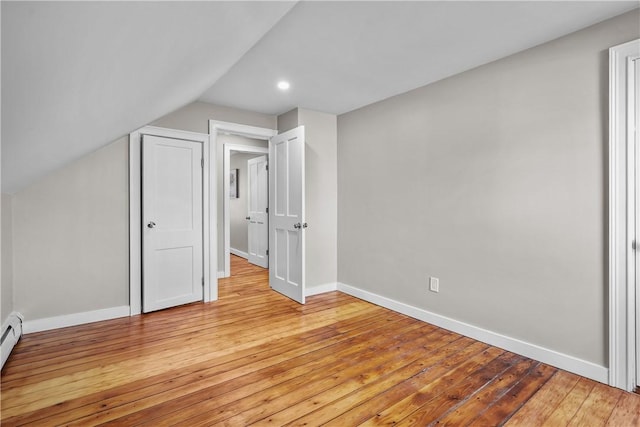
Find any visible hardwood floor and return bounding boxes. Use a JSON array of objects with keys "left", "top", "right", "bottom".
[{"left": 2, "top": 255, "right": 639, "bottom": 426}]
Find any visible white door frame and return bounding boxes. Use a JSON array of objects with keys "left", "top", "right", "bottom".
[
  {"left": 129, "top": 126, "right": 212, "bottom": 316},
  {"left": 209, "top": 120, "right": 277, "bottom": 280},
  {"left": 609, "top": 39, "right": 640, "bottom": 391},
  {"left": 224, "top": 143, "right": 268, "bottom": 276}
]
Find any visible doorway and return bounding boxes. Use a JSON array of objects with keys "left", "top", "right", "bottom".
[
  {"left": 226, "top": 146, "right": 269, "bottom": 275},
  {"left": 210, "top": 121, "right": 308, "bottom": 304},
  {"left": 209, "top": 122, "right": 276, "bottom": 279}
]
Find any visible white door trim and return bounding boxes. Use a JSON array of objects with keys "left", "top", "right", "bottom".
[
  {"left": 129, "top": 126, "right": 212, "bottom": 316},
  {"left": 209, "top": 120, "right": 277, "bottom": 281},
  {"left": 609, "top": 39, "right": 640, "bottom": 391},
  {"left": 223, "top": 144, "right": 268, "bottom": 277}
]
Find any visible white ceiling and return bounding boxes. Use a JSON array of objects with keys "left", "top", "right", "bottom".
[
  {"left": 200, "top": 1, "right": 639, "bottom": 115},
  {"left": 1, "top": 1, "right": 295, "bottom": 193},
  {"left": 2, "top": 1, "right": 638, "bottom": 193}
]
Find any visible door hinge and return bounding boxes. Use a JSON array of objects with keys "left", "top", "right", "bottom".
[
  {"left": 266, "top": 164, "right": 268, "bottom": 171},
  {"left": 201, "top": 158, "right": 204, "bottom": 168},
  {"left": 202, "top": 277, "right": 204, "bottom": 286},
  {"left": 266, "top": 207, "right": 269, "bottom": 213},
  {"left": 633, "top": 240, "right": 637, "bottom": 251},
  {"left": 266, "top": 249, "right": 269, "bottom": 256}
]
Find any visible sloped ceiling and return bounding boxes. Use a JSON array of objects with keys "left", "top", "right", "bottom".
[
  {"left": 2, "top": 1, "right": 638, "bottom": 194},
  {"left": 200, "top": 1, "right": 639, "bottom": 115},
  {"left": 1, "top": 1, "right": 295, "bottom": 193}
]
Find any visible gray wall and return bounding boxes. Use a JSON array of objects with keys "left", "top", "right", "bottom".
[
  {"left": 278, "top": 108, "right": 338, "bottom": 289},
  {"left": 337, "top": 10, "right": 640, "bottom": 368},
  {"left": 230, "top": 152, "right": 265, "bottom": 255},
  {"left": 299, "top": 109, "right": 338, "bottom": 289},
  {"left": 9, "top": 101, "right": 275, "bottom": 322},
  {"left": 12, "top": 139, "right": 129, "bottom": 320},
  {"left": 2, "top": 193, "right": 14, "bottom": 324},
  {"left": 277, "top": 108, "right": 299, "bottom": 133}
]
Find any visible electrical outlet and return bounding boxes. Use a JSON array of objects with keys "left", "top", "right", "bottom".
[{"left": 429, "top": 277, "right": 439, "bottom": 293}]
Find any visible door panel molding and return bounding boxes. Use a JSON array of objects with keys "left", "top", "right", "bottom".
[{"left": 129, "top": 126, "right": 211, "bottom": 316}]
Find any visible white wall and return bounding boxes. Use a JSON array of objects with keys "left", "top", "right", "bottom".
[
  {"left": 230, "top": 152, "right": 265, "bottom": 255},
  {"left": 337, "top": 10, "right": 640, "bottom": 368},
  {"left": 12, "top": 138, "right": 129, "bottom": 320},
  {"left": 278, "top": 108, "right": 338, "bottom": 289},
  {"left": 2, "top": 193, "right": 14, "bottom": 325}
]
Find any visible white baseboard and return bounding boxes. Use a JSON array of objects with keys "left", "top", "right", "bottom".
[
  {"left": 337, "top": 282, "right": 608, "bottom": 384},
  {"left": 230, "top": 248, "right": 248, "bottom": 259},
  {"left": 23, "top": 306, "right": 130, "bottom": 334},
  {"left": 1, "top": 312, "right": 24, "bottom": 369},
  {"left": 305, "top": 282, "right": 338, "bottom": 297}
]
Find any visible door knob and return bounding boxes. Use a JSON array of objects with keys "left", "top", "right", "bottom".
[
  {"left": 246, "top": 216, "right": 250, "bottom": 220},
  {"left": 302, "top": 223, "right": 308, "bottom": 229},
  {"left": 147, "top": 221, "right": 156, "bottom": 229},
  {"left": 293, "top": 223, "right": 301, "bottom": 229}
]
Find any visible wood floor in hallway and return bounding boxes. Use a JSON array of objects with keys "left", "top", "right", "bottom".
[{"left": 2, "top": 255, "right": 639, "bottom": 426}]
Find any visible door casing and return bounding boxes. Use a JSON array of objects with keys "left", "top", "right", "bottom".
[
  {"left": 609, "top": 39, "right": 640, "bottom": 391},
  {"left": 129, "top": 126, "right": 212, "bottom": 316},
  {"left": 210, "top": 120, "right": 277, "bottom": 289}
]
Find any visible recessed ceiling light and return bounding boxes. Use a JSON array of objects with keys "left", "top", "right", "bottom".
[{"left": 277, "top": 81, "right": 290, "bottom": 90}]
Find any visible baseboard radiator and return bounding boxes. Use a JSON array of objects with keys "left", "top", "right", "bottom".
[{"left": 1, "top": 312, "right": 23, "bottom": 369}]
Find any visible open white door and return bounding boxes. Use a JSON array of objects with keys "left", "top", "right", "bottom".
[
  {"left": 269, "top": 126, "right": 305, "bottom": 304},
  {"left": 142, "top": 135, "right": 203, "bottom": 313},
  {"left": 247, "top": 155, "right": 269, "bottom": 268}
]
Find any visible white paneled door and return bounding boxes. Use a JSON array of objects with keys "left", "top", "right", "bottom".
[
  {"left": 247, "top": 155, "right": 269, "bottom": 268},
  {"left": 269, "top": 126, "right": 306, "bottom": 304},
  {"left": 142, "top": 135, "right": 203, "bottom": 313}
]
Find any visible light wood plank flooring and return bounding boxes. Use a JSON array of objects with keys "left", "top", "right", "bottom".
[{"left": 2, "top": 255, "right": 639, "bottom": 426}]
